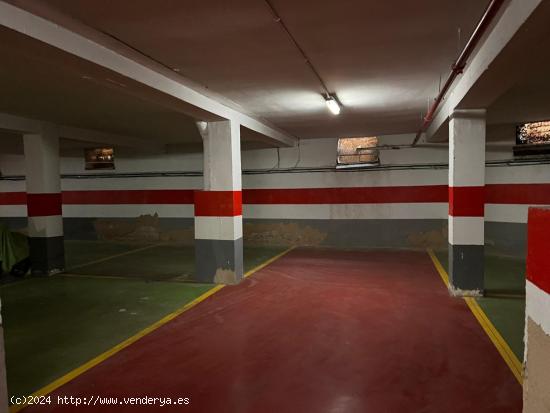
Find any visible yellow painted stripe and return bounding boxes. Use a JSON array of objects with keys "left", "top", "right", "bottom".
[
  {"left": 244, "top": 246, "right": 294, "bottom": 278},
  {"left": 427, "top": 248, "right": 450, "bottom": 287},
  {"left": 426, "top": 248, "right": 523, "bottom": 386},
  {"left": 9, "top": 284, "right": 223, "bottom": 413},
  {"left": 10, "top": 247, "right": 293, "bottom": 413},
  {"left": 66, "top": 243, "right": 163, "bottom": 271},
  {"left": 464, "top": 297, "right": 523, "bottom": 384}
]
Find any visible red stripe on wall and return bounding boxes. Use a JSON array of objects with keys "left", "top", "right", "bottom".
[
  {"left": 1, "top": 184, "right": 550, "bottom": 207},
  {"left": 62, "top": 190, "right": 194, "bottom": 205},
  {"left": 27, "top": 193, "right": 62, "bottom": 217},
  {"left": 194, "top": 191, "right": 242, "bottom": 216},
  {"left": 243, "top": 185, "right": 448, "bottom": 204},
  {"left": 448, "top": 186, "right": 485, "bottom": 217},
  {"left": 486, "top": 184, "right": 550, "bottom": 205},
  {"left": 0, "top": 192, "right": 27, "bottom": 205},
  {"left": 527, "top": 207, "right": 550, "bottom": 294}
]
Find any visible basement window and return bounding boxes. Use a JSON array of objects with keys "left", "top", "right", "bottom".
[
  {"left": 336, "top": 137, "right": 380, "bottom": 168},
  {"left": 85, "top": 147, "right": 115, "bottom": 170},
  {"left": 514, "top": 121, "right": 550, "bottom": 157}
]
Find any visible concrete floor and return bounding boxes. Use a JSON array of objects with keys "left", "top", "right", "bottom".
[
  {"left": 0, "top": 242, "right": 285, "bottom": 398},
  {"left": 435, "top": 251, "right": 526, "bottom": 359},
  {"left": 16, "top": 248, "right": 521, "bottom": 413},
  {"left": 64, "top": 241, "right": 285, "bottom": 282}
]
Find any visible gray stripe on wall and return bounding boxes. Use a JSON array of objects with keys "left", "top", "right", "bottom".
[
  {"left": 195, "top": 237, "right": 243, "bottom": 284},
  {"left": 3, "top": 217, "right": 528, "bottom": 260},
  {"left": 244, "top": 218, "right": 448, "bottom": 249},
  {"left": 28, "top": 236, "right": 65, "bottom": 275},
  {"left": 448, "top": 243, "right": 484, "bottom": 294},
  {"left": 485, "top": 221, "right": 526, "bottom": 257}
]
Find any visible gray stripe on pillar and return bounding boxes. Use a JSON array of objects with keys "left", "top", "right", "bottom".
[
  {"left": 195, "top": 237, "right": 243, "bottom": 284},
  {"left": 448, "top": 243, "right": 484, "bottom": 295},
  {"left": 28, "top": 236, "right": 65, "bottom": 275}
]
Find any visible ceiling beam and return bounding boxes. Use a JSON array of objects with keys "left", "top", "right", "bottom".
[
  {"left": 425, "top": 0, "right": 543, "bottom": 142},
  {"left": 58, "top": 126, "right": 165, "bottom": 153},
  {"left": 0, "top": 112, "right": 165, "bottom": 152},
  {"left": 0, "top": 1, "right": 298, "bottom": 148},
  {"left": 0, "top": 112, "right": 38, "bottom": 133}
]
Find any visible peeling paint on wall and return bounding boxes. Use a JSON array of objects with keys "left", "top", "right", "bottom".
[
  {"left": 407, "top": 227, "right": 448, "bottom": 249},
  {"left": 213, "top": 268, "right": 238, "bottom": 285},
  {"left": 94, "top": 214, "right": 193, "bottom": 244},
  {"left": 243, "top": 222, "right": 327, "bottom": 246},
  {"left": 94, "top": 214, "right": 161, "bottom": 241},
  {"left": 523, "top": 317, "right": 550, "bottom": 413}
]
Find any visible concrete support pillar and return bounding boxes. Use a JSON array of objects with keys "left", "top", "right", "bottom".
[
  {"left": 524, "top": 207, "right": 550, "bottom": 412},
  {"left": 194, "top": 120, "right": 243, "bottom": 284},
  {"left": 448, "top": 109, "right": 486, "bottom": 296},
  {"left": 23, "top": 124, "right": 65, "bottom": 275}
]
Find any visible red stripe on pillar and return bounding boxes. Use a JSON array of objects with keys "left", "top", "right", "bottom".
[
  {"left": 527, "top": 207, "right": 550, "bottom": 294},
  {"left": 27, "top": 193, "right": 62, "bottom": 217},
  {"left": 194, "top": 191, "right": 242, "bottom": 216},
  {"left": 448, "top": 186, "right": 484, "bottom": 217}
]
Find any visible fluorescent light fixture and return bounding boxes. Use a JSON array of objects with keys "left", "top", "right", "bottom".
[{"left": 325, "top": 96, "right": 341, "bottom": 115}]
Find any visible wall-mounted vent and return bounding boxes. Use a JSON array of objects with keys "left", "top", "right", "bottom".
[
  {"left": 514, "top": 121, "right": 550, "bottom": 157},
  {"left": 85, "top": 147, "right": 115, "bottom": 170},
  {"left": 336, "top": 137, "right": 380, "bottom": 169}
]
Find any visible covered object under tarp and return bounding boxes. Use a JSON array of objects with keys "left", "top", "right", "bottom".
[{"left": 0, "top": 224, "right": 29, "bottom": 274}]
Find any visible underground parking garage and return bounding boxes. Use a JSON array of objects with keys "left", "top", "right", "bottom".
[{"left": 0, "top": 0, "right": 550, "bottom": 412}]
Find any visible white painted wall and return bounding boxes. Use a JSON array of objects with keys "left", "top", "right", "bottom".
[{"left": 1, "top": 134, "right": 549, "bottom": 223}]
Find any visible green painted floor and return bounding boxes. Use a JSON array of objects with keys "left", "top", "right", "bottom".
[
  {"left": 65, "top": 241, "right": 284, "bottom": 281},
  {"left": 1, "top": 242, "right": 285, "bottom": 398},
  {"left": 435, "top": 251, "right": 525, "bottom": 360}
]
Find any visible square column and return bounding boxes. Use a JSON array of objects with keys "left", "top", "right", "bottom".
[
  {"left": 194, "top": 120, "right": 243, "bottom": 284},
  {"left": 23, "top": 124, "right": 65, "bottom": 275},
  {"left": 524, "top": 207, "right": 550, "bottom": 411},
  {"left": 448, "top": 109, "right": 486, "bottom": 296}
]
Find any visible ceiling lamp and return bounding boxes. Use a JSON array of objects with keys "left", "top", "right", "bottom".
[{"left": 325, "top": 95, "right": 341, "bottom": 115}]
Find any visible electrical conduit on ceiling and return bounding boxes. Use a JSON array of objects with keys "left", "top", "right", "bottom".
[{"left": 412, "top": 0, "right": 505, "bottom": 146}]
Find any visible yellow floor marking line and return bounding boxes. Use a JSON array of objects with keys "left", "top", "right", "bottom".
[
  {"left": 10, "top": 247, "right": 294, "bottom": 413},
  {"left": 427, "top": 248, "right": 523, "bottom": 386},
  {"left": 66, "top": 243, "right": 163, "bottom": 271},
  {"left": 244, "top": 246, "right": 295, "bottom": 278},
  {"left": 463, "top": 296, "right": 523, "bottom": 384},
  {"left": 9, "top": 284, "right": 224, "bottom": 413},
  {"left": 427, "top": 249, "right": 450, "bottom": 287}
]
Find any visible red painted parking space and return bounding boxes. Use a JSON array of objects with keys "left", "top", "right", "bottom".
[{"left": 22, "top": 249, "right": 522, "bottom": 413}]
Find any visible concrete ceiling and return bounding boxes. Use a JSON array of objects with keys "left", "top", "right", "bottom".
[
  {"left": 4, "top": 0, "right": 489, "bottom": 141},
  {"left": 426, "top": 0, "right": 550, "bottom": 143},
  {"left": 0, "top": 25, "right": 281, "bottom": 153}
]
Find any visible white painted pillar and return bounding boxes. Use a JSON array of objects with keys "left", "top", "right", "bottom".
[
  {"left": 448, "top": 109, "right": 486, "bottom": 296},
  {"left": 23, "top": 124, "right": 65, "bottom": 275},
  {"left": 194, "top": 120, "right": 243, "bottom": 284}
]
